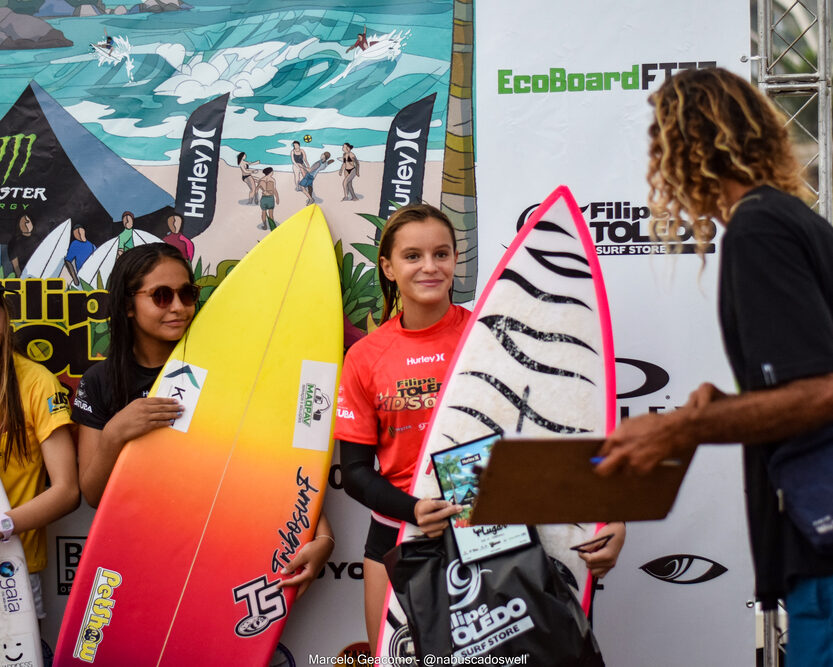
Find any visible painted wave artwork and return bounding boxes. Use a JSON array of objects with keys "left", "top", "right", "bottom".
[{"left": 0, "top": 0, "right": 452, "bottom": 166}]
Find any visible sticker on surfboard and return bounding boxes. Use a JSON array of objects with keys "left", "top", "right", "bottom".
[
  {"left": 73, "top": 567, "right": 122, "bottom": 663},
  {"left": 293, "top": 360, "right": 338, "bottom": 452},
  {"left": 0, "top": 555, "right": 34, "bottom": 615},
  {"left": 157, "top": 361, "right": 208, "bottom": 433},
  {"left": 0, "top": 632, "right": 39, "bottom": 667}
]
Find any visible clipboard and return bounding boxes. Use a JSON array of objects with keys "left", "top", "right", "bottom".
[{"left": 469, "top": 437, "right": 691, "bottom": 525}]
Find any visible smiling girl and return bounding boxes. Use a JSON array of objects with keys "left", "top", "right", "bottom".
[
  {"left": 336, "top": 204, "right": 469, "bottom": 654},
  {"left": 73, "top": 244, "right": 195, "bottom": 508}
]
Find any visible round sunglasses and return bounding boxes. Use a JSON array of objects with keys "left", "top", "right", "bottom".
[{"left": 132, "top": 284, "right": 201, "bottom": 308}]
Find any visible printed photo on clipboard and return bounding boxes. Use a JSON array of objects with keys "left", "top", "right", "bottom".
[{"left": 431, "top": 434, "right": 531, "bottom": 563}]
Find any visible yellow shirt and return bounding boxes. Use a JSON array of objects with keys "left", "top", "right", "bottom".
[{"left": 2, "top": 354, "right": 72, "bottom": 572}]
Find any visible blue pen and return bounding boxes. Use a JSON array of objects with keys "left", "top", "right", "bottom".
[{"left": 590, "top": 456, "right": 683, "bottom": 467}]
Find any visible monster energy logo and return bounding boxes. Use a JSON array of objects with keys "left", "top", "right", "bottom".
[{"left": 0, "top": 134, "right": 35, "bottom": 185}]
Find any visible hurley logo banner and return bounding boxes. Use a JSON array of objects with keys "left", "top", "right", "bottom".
[
  {"left": 378, "top": 94, "right": 435, "bottom": 218},
  {"left": 174, "top": 93, "right": 229, "bottom": 236}
]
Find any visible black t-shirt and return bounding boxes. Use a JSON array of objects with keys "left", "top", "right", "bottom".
[
  {"left": 72, "top": 357, "right": 162, "bottom": 430},
  {"left": 718, "top": 185, "right": 833, "bottom": 604}
]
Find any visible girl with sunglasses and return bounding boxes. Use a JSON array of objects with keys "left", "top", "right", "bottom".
[
  {"left": 73, "top": 243, "right": 333, "bottom": 591},
  {"left": 0, "top": 286, "right": 79, "bottom": 620},
  {"left": 335, "top": 204, "right": 469, "bottom": 654}
]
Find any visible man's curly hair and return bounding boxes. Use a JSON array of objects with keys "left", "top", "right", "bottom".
[{"left": 646, "top": 67, "right": 809, "bottom": 251}]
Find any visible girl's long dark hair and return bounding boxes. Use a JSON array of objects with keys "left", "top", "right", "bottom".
[
  {"left": 0, "top": 291, "right": 29, "bottom": 469},
  {"left": 377, "top": 203, "right": 457, "bottom": 323},
  {"left": 106, "top": 243, "right": 195, "bottom": 409}
]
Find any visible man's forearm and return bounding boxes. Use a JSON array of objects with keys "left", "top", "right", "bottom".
[{"left": 685, "top": 372, "right": 833, "bottom": 446}]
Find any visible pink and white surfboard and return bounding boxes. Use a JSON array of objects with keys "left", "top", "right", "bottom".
[{"left": 378, "top": 185, "right": 616, "bottom": 659}]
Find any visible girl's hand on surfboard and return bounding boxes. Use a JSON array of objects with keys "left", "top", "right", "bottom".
[
  {"left": 577, "top": 522, "right": 626, "bottom": 578},
  {"left": 109, "top": 397, "right": 183, "bottom": 442},
  {"left": 414, "top": 498, "right": 463, "bottom": 538},
  {"left": 276, "top": 535, "right": 334, "bottom": 597}
]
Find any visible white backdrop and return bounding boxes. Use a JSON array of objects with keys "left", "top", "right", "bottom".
[
  {"left": 475, "top": 2, "right": 756, "bottom": 665},
  {"left": 42, "top": 3, "right": 759, "bottom": 664}
]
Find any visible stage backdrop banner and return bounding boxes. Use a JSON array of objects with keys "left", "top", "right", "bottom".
[{"left": 476, "top": 2, "right": 755, "bottom": 666}]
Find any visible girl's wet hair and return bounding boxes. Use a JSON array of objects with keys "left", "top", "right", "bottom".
[
  {"left": 377, "top": 203, "right": 457, "bottom": 323},
  {"left": 237, "top": 152, "right": 246, "bottom": 164},
  {"left": 106, "top": 243, "right": 195, "bottom": 408}
]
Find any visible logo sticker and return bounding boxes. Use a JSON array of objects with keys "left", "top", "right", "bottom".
[
  {"left": 293, "top": 360, "right": 337, "bottom": 451},
  {"left": 157, "top": 362, "right": 208, "bottom": 433},
  {"left": 0, "top": 632, "right": 37, "bottom": 667},
  {"left": 73, "top": 567, "right": 122, "bottom": 663},
  {"left": 47, "top": 390, "right": 70, "bottom": 414},
  {"left": 0, "top": 556, "right": 32, "bottom": 615},
  {"left": 233, "top": 575, "right": 287, "bottom": 638}
]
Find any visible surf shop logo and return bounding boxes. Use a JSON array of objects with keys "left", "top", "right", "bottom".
[
  {"left": 579, "top": 200, "right": 716, "bottom": 256},
  {"left": 0, "top": 134, "right": 35, "bottom": 185},
  {"left": 446, "top": 558, "right": 533, "bottom": 657},
  {"left": 297, "top": 383, "right": 332, "bottom": 427},
  {"left": 73, "top": 567, "right": 122, "bottom": 663},
  {"left": 232, "top": 575, "right": 287, "bottom": 638}
]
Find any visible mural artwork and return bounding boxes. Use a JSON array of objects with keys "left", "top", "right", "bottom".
[
  {"left": 0, "top": 0, "right": 477, "bottom": 384},
  {"left": 0, "top": 0, "right": 476, "bottom": 657}
]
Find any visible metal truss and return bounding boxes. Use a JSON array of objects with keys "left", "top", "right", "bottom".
[
  {"left": 757, "top": 0, "right": 832, "bottom": 219},
  {"left": 753, "top": 7, "right": 831, "bottom": 666}
]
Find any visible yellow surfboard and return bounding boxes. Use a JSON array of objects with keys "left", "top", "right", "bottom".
[{"left": 56, "top": 205, "right": 343, "bottom": 666}]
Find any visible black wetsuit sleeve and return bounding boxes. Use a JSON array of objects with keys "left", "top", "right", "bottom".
[{"left": 339, "top": 440, "right": 419, "bottom": 524}]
